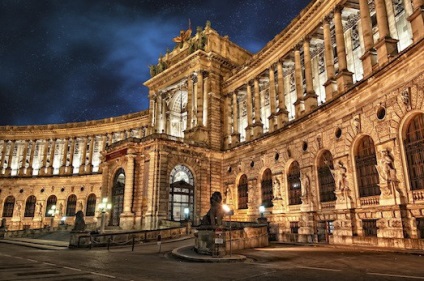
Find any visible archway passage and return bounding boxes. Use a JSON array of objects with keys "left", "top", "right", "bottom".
[
  {"left": 169, "top": 165, "right": 194, "bottom": 221},
  {"left": 110, "top": 169, "right": 125, "bottom": 226}
]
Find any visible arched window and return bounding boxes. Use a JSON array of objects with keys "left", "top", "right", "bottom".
[
  {"left": 355, "top": 136, "right": 380, "bottom": 197},
  {"left": 86, "top": 194, "right": 97, "bottom": 217},
  {"left": 318, "top": 151, "right": 336, "bottom": 202},
  {"left": 169, "top": 165, "right": 194, "bottom": 221},
  {"left": 288, "top": 161, "right": 302, "bottom": 205},
  {"left": 24, "top": 195, "right": 36, "bottom": 217},
  {"left": 45, "top": 195, "right": 57, "bottom": 216},
  {"left": 238, "top": 174, "right": 248, "bottom": 209},
  {"left": 2, "top": 196, "right": 15, "bottom": 217},
  {"left": 404, "top": 113, "right": 424, "bottom": 191},
  {"left": 261, "top": 169, "right": 273, "bottom": 207},
  {"left": 66, "top": 194, "right": 77, "bottom": 216},
  {"left": 111, "top": 169, "right": 125, "bottom": 226}
]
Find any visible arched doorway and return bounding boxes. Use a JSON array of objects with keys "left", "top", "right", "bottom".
[
  {"left": 110, "top": 168, "right": 125, "bottom": 226},
  {"left": 169, "top": 165, "right": 194, "bottom": 221}
]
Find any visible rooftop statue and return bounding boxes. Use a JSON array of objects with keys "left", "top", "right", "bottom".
[{"left": 173, "top": 19, "right": 192, "bottom": 48}]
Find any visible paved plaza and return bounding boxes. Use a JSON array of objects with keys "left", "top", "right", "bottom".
[{"left": 1, "top": 237, "right": 424, "bottom": 281}]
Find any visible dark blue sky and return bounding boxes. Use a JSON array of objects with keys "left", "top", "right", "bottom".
[{"left": 0, "top": 0, "right": 311, "bottom": 126}]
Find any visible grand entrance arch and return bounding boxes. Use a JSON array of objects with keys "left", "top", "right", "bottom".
[
  {"left": 169, "top": 164, "right": 194, "bottom": 221},
  {"left": 110, "top": 168, "right": 125, "bottom": 226}
]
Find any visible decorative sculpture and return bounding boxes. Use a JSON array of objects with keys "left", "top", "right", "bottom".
[
  {"left": 201, "top": 191, "right": 224, "bottom": 227},
  {"left": 72, "top": 210, "right": 86, "bottom": 232}
]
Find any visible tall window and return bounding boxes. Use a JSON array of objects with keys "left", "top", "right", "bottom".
[
  {"left": 86, "top": 194, "right": 97, "bottom": 217},
  {"left": 45, "top": 195, "right": 57, "bottom": 216},
  {"left": 2, "top": 196, "right": 15, "bottom": 217},
  {"left": 169, "top": 165, "right": 194, "bottom": 221},
  {"left": 24, "top": 195, "right": 36, "bottom": 217},
  {"left": 66, "top": 194, "right": 77, "bottom": 216},
  {"left": 404, "top": 113, "right": 424, "bottom": 191},
  {"left": 111, "top": 169, "right": 125, "bottom": 226},
  {"left": 288, "top": 161, "right": 302, "bottom": 205},
  {"left": 318, "top": 151, "right": 336, "bottom": 202},
  {"left": 355, "top": 136, "right": 380, "bottom": 197},
  {"left": 261, "top": 169, "right": 273, "bottom": 207},
  {"left": 238, "top": 174, "right": 248, "bottom": 209}
]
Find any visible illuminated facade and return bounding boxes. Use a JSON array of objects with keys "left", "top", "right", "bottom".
[{"left": 1, "top": 0, "right": 424, "bottom": 250}]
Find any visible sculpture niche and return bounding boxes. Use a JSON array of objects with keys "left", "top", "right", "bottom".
[{"left": 200, "top": 191, "right": 225, "bottom": 228}]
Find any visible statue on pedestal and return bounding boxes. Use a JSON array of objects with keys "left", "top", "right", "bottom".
[{"left": 200, "top": 191, "right": 224, "bottom": 228}]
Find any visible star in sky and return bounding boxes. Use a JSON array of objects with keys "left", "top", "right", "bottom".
[{"left": 0, "top": 0, "right": 311, "bottom": 126}]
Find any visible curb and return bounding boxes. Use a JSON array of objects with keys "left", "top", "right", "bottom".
[{"left": 171, "top": 245, "right": 246, "bottom": 263}]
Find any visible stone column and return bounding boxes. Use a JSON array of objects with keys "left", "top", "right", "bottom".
[
  {"left": 334, "top": 6, "right": 354, "bottom": 92},
  {"left": 303, "top": 38, "right": 318, "bottom": 112},
  {"left": 186, "top": 76, "right": 193, "bottom": 130},
  {"left": 204, "top": 74, "right": 210, "bottom": 126},
  {"left": 59, "top": 138, "right": 68, "bottom": 175},
  {"left": 231, "top": 91, "right": 240, "bottom": 145},
  {"left": 408, "top": 0, "right": 424, "bottom": 41},
  {"left": 197, "top": 71, "right": 204, "bottom": 127},
  {"left": 155, "top": 95, "right": 161, "bottom": 133},
  {"left": 294, "top": 48, "right": 304, "bottom": 118},
  {"left": 252, "top": 78, "right": 263, "bottom": 137},
  {"left": 86, "top": 136, "right": 95, "bottom": 174},
  {"left": 245, "top": 82, "right": 253, "bottom": 141},
  {"left": 0, "top": 141, "right": 7, "bottom": 175},
  {"left": 224, "top": 94, "right": 231, "bottom": 148},
  {"left": 148, "top": 90, "right": 156, "bottom": 134},
  {"left": 323, "top": 17, "right": 337, "bottom": 100},
  {"left": 26, "top": 140, "right": 35, "bottom": 176},
  {"left": 18, "top": 141, "right": 29, "bottom": 176},
  {"left": 123, "top": 154, "right": 135, "bottom": 214},
  {"left": 78, "top": 137, "right": 88, "bottom": 174},
  {"left": 4, "top": 140, "right": 15, "bottom": 176},
  {"left": 268, "top": 65, "right": 277, "bottom": 132},
  {"left": 359, "top": 0, "right": 378, "bottom": 76},
  {"left": 46, "top": 139, "right": 56, "bottom": 175},
  {"left": 374, "top": 0, "right": 398, "bottom": 64},
  {"left": 39, "top": 140, "right": 48, "bottom": 176},
  {"left": 276, "top": 61, "right": 289, "bottom": 128},
  {"left": 67, "top": 138, "right": 75, "bottom": 175}
]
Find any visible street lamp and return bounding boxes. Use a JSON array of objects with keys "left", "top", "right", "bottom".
[
  {"left": 222, "top": 204, "right": 234, "bottom": 256},
  {"left": 98, "top": 197, "right": 111, "bottom": 233},
  {"left": 184, "top": 207, "right": 190, "bottom": 221},
  {"left": 47, "top": 205, "right": 58, "bottom": 229},
  {"left": 259, "top": 205, "right": 265, "bottom": 218}
]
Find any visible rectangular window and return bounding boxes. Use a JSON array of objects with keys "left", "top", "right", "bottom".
[
  {"left": 363, "top": 219, "right": 378, "bottom": 237},
  {"left": 290, "top": 221, "right": 299, "bottom": 234},
  {"left": 417, "top": 218, "right": 424, "bottom": 239}
]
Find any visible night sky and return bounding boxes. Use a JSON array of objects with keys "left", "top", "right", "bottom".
[{"left": 0, "top": 0, "right": 311, "bottom": 126}]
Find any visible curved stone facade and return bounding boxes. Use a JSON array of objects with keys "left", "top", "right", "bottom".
[{"left": 1, "top": 0, "right": 424, "bottom": 250}]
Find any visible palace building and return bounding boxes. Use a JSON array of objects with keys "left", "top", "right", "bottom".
[{"left": 1, "top": 0, "right": 424, "bottom": 250}]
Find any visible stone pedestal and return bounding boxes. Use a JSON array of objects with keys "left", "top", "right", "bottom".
[
  {"left": 303, "top": 92, "right": 318, "bottom": 112},
  {"left": 231, "top": 133, "right": 240, "bottom": 147},
  {"left": 298, "top": 212, "right": 316, "bottom": 243},
  {"left": 119, "top": 212, "right": 135, "bottom": 230},
  {"left": 335, "top": 70, "right": 353, "bottom": 92},
  {"left": 375, "top": 37, "right": 398, "bottom": 65},
  {"left": 184, "top": 126, "right": 210, "bottom": 145},
  {"left": 251, "top": 123, "right": 263, "bottom": 138},
  {"left": 324, "top": 79, "right": 337, "bottom": 100},
  {"left": 69, "top": 231, "right": 91, "bottom": 248},
  {"left": 335, "top": 190, "right": 353, "bottom": 210},
  {"left": 360, "top": 49, "right": 377, "bottom": 77},
  {"left": 194, "top": 228, "right": 225, "bottom": 257},
  {"left": 408, "top": 6, "right": 424, "bottom": 41},
  {"left": 271, "top": 199, "right": 284, "bottom": 214}
]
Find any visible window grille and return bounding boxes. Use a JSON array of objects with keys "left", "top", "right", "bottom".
[
  {"left": 86, "top": 194, "right": 97, "bottom": 217},
  {"left": 2, "top": 196, "right": 15, "bottom": 217},
  {"left": 66, "top": 194, "right": 77, "bottom": 216},
  {"left": 238, "top": 174, "right": 248, "bottom": 209},
  {"left": 261, "top": 169, "right": 273, "bottom": 207},
  {"left": 363, "top": 219, "right": 378, "bottom": 236},
  {"left": 355, "top": 136, "right": 380, "bottom": 197},
  {"left": 405, "top": 114, "right": 424, "bottom": 191},
  {"left": 288, "top": 161, "right": 302, "bottom": 205},
  {"left": 290, "top": 221, "right": 299, "bottom": 234},
  {"left": 24, "top": 195, "right": 36, "bottom": 217}
]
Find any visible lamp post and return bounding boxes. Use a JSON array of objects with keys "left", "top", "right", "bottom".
[
  {"left": 184, "top": 207, "right": 190, "bottom": 221},
  {"left": 259, "top": 205, "right": 265, "bottom": 218},
  {"left": 222, "top": 204, "right": 234, "bottom": 256},
  {"left": 98, "top": 197, "right": 111, "bottom": 233},
  {"left": 47, "top": 205, "right": 58, "bottom": 229}
]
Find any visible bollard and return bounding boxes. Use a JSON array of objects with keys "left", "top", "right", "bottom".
[
  {"left": 157, "top": 234, "right": 162, "bottom": 253},
  {"left": 132, "top": 237, "right": 135, "bottom": 252}
]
